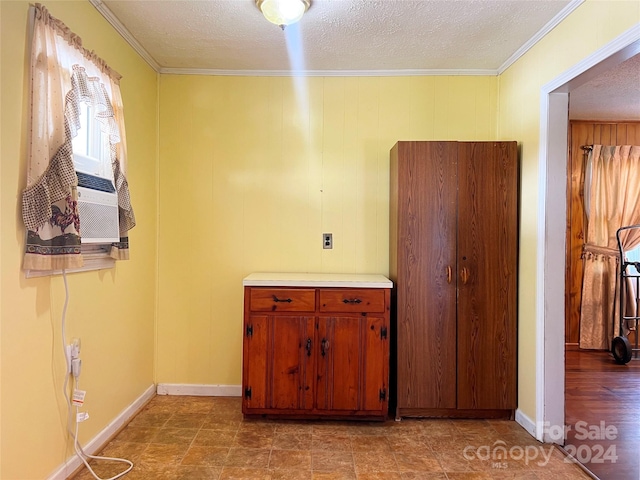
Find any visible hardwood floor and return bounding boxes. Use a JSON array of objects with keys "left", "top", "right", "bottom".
[{"left": 565, "top": 349, "right": 640, "bottom": 480}]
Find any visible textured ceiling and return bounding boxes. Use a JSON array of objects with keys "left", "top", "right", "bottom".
[
  {"left": 570, "top": 54, "right": 640, "bottom": 121},
  {"left": 94, "top": 0, "right": 639, "bottom": 121},
  {"left": 99, "top": 0, "right": 574, "bottom": 73}
]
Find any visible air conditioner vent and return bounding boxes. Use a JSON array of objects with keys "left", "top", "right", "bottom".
[
  {"left": 77, "top": 172, "right": 116, "bottom": 193},
  {"left": 77, "top": 186, "right": 119, "bottom": 244}
]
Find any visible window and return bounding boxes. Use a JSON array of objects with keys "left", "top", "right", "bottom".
[
  {"left": 23, "top": 4, "right": 135, "bottom": 275},
  {"left": 626, "top": 245, "right": 640, "bottom": 275},
  {"left": 72, "top": 102, "right": 112, "bottom": 179}
]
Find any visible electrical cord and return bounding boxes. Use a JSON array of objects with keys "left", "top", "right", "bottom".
[{"left": 61, "top": 270, "right": 133, "bottom": 480}]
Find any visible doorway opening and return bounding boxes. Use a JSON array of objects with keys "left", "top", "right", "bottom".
[{"left": 538, "top": 21, "right": 640, "bottom": 478}]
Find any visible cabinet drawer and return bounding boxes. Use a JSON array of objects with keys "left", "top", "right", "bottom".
[
  {"left": 319, "top": 288, "right": 386, "bottom": 313},
  {"left": 249, "top": 288, "right": 316, "bottom": 312}
]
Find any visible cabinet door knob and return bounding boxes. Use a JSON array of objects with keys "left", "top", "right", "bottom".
[
  {"left": 321, "top": 338, "right": 329, "bottom": 357},
  {"left": 446, "top": 265, "right": 452, "bottom": 284},
  {"left": 306, "top": 338, "right": 312, "bottom": 356}
]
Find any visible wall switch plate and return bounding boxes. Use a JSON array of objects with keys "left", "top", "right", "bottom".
[{"left": 323, "top": 233, "right": 333, "bottom": 249}]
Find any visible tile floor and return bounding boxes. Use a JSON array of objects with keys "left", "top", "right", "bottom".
[{"left": 71, "top": 396, "right": 591, "bottom": 480}]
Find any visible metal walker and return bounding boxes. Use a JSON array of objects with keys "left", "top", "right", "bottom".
[{"left": 612, "top": 225, "right": 640, "bottom": 364}]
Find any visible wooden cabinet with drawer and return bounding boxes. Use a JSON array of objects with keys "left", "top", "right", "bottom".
[{"left": 242, "top": 274, "right": 392, "bottom": 420}]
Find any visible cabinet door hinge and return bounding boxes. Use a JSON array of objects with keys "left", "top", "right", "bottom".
[
  {"left": 244, "top": 387, "right": 252, "bottom": 399},
  {"left": 246, "top": 325, "right": 253, "bottom": 337},
  {"left": 381, "top": 326, "right": 388, "bottom": 339},
  {"left": 379, "top": 388, "right": 387, "bottom": 401}
]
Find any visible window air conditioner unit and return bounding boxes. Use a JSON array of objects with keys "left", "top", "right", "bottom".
[{"left": 74, "top": 154, "right": 120, "bottom": 244}]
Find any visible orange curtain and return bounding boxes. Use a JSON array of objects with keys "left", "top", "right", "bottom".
[{"left": 580, "top": 145, "right": 640, "bottom": 349}]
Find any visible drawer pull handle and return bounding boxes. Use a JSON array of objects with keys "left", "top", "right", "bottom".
[
  {"left": 342, "top": 298, "right": 362, "bottom": 304},
  {"left": 446, "top": 265, "right": 452, "bottom": 284},
  {"left": 321, "top": 338, "right": 329, "bottom": 357},
  {"left": 306, "top": 338, "right": 312, "bottom": 356},
  {"left": 273, "top": 295, "right": 293, "bottom": 303}
]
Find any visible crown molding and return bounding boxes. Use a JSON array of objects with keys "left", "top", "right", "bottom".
[
  {"left": 158, "top": 67, "right": 499, "bottom": 77},
  {"left": 497, "top": 0, "right": 585, "bottom": 74},
  {"left": 91, "top": 0, "right": 584, "bottom": 78},
  {"left": 89, "top": 0, "right": 161, "bottom": 72}
]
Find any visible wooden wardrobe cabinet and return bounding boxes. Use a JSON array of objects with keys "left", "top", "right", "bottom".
[
  {"left": 389, "top": 141, "right": 518, "bottom": 419},
  {"left": 242, "top": 273, "right": 392, "bottom": 420}
]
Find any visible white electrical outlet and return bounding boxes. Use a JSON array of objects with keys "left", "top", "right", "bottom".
[
  {"left": 70, "top": 338, "right": 81, "bottom": 359},
  {"left": 65, "top": 345, "right": 72, "bottom": 373}
]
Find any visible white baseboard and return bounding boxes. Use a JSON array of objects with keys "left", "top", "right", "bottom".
[
  {"left": 46, "top": 384, "right": 156, "bottom": 480},
  {"left": 156, "top": 383, "right": 242, "bottom": 397},
  {"left": 515, "top": 408, "right": 538, "bottom": 440}
]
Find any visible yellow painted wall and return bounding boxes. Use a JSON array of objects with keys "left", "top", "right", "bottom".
[
  {"left": 2, "top": 1, "right": 636, "bottom": 476},
  {"left": 0, "top": 1, "right": 158, "bottom": 478},
  {"left": 498, "top": 0, "right": 640, "bottom": 419},
  {"left": 156, "top": 74, "right": 498, "bottom": 384}
]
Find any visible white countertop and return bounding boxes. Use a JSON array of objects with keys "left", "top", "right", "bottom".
[{"left": 243, "top": 272, "right": 392, "bottom": 288}]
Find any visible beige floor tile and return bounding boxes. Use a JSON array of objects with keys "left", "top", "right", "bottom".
[
  {"left": 139, "top": 443, "right": 189, "bottom": 465},
  {"left": 174, "top": 465, "right": 223, "bottom": 479},
  {"left": 173, "top": 396, "right": 216, "bottom": 414},
  {"left": 129, "top": 411, "right": 173, "bottom": 427},
  {"left": 489, "top": 471, "right": 542, "bottom": 479},
  {"left": 112, "top": 425, "right": 160, "bottom": 443},
  {"left": 181, "top": 446, "right": 230, "bottom": 466},
  {"left": 388, "top": 435, "right": 431, "bottom": 453},
  {"left": 164, "top": 412, "right": 206, "bottom": 429},
  {"left": 269, "top": 468, "right": 313, "bottom": 479},
  {"left": 312, "top": 471, "right": 357, "bottom": 479},
  {"left": 240, "top": 420, "right": 278, "bottom": 433},
  {"left": 348, "top": 423, "right": 392, "bottom": 436},
  {"left": 312, "top": 451, "right": 354, "bottom": 472},
  {"left": 203, "top": 415, "right": 243, "bottom": 430},
  {"left": 233, "top": 430, "right": 274, "bottom": 449},
  {"left": 400, "top": 473, "right": 448, "bottom": 479},
  {"left": 224, "top": 447, "right": 271, "bottom": 468},
  {"left": 433, "top": 451, "right": 478, "bottom": 473},
  {"left": 274, "top": 421, "right": 315, "bottom": 434},
  {"left": 353, "top": 451, "right": 398, "bottom": 473},
  {"left": 193, "top": 428, "right": 237, "bottom": 447},
  {"left": 312, "top": 423, "right": 354, "bottom": 435},
  {"left": 445, "top": 473, "right": 494, "bottom": 480},
  {"left": 219, "top": 466, "right": 271, "bottom": 479},
  {"left": 312, "top": 432, "right": 351, "bottom": 451},
  {"left": 350, "top": 435, "right": 390, "bottom": 453},
  {"left": 423, "top": 434, "right": 464, "bottom": 451},
  {"left": 269, "top": 448, "right": 312, "bottom": 470},
  {"left": 142, "top": 396, "right": 182, "bottom": 413},
  {"left": 394, "top": 451, "right": 442, "bottom": 473},
  {"left": 91, "top": 396, "right": 597, "bottom": 480},
  {"left": 273, "top": 432, "right": 313, "bottom": 450},
  {"left": 357, "top": 473, "right": 404, "bottom": 480},
  {"left": 152, "top": 427, "right": 199, "bottom": 445}
]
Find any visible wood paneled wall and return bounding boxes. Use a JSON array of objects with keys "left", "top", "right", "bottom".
[{"left": 565, "top": 121, "right": 640, "bottom": 346}]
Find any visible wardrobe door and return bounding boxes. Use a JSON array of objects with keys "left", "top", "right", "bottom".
[
  {"left": 392, "top": 141, "right": 458, "bottom": 410},
  {"left": 457, "top": 142, "right": 518, "bottom": 410}
]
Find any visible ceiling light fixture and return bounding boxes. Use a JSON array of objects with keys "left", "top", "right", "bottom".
[{"left": 256, "top": 0, "right": 310, "bottom": 30}]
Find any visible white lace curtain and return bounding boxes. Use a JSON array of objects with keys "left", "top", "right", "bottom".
[
  {"left": 22, "top": 3, "right": 135, "bottom": 271},
  {"left": 580, "top": 145, "right": 640, "bottom": 349}
]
